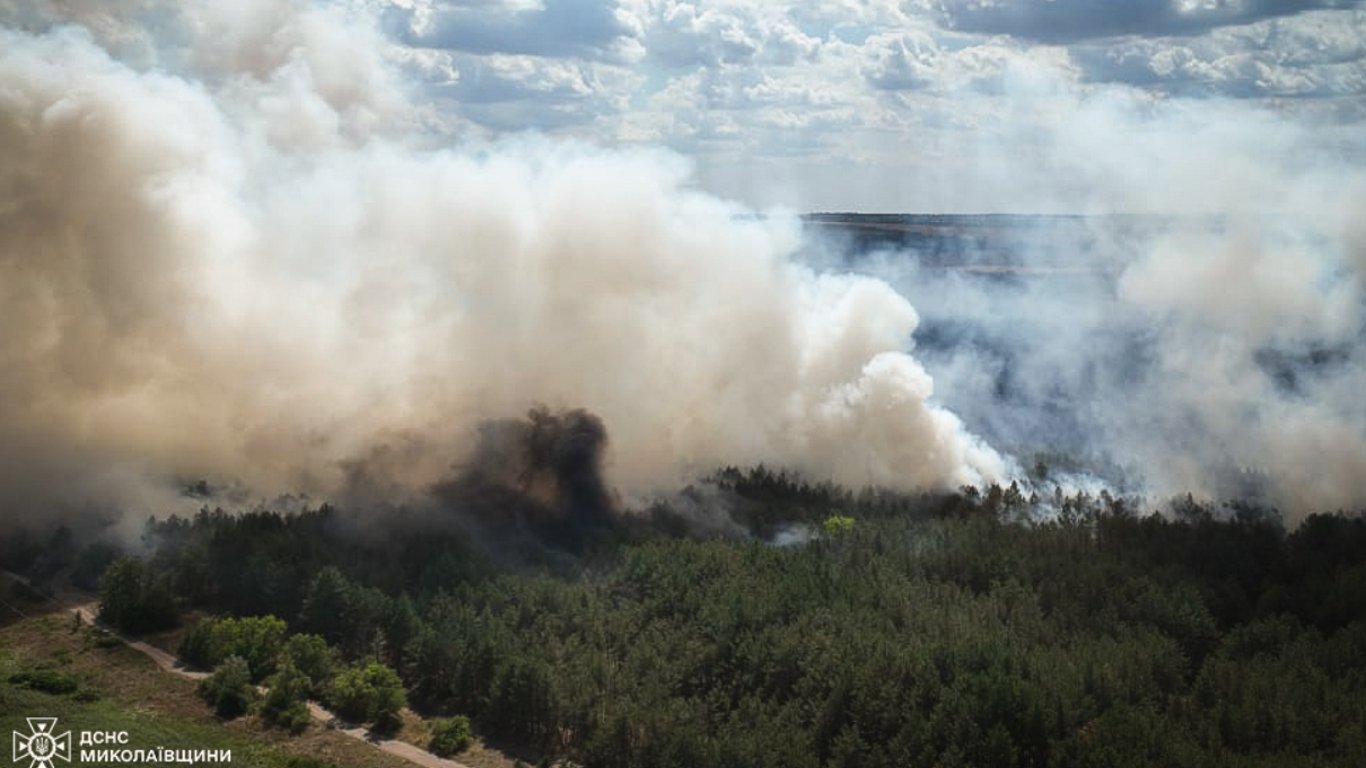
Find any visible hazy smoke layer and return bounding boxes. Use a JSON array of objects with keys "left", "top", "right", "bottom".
[
  {"left": 837, "top": 172, "right": 1366, "bottom": 518},
  {"left": 0, "top": 5, "right": 1005, "bottom": 529}
]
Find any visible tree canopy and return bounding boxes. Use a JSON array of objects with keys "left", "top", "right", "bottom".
[{"left": 27, "top": 469, "right": 1366, "bottom": 766}]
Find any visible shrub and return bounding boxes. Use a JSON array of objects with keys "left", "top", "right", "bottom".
[
  {"left": 177, "top": 618, "right": 216, "bottom": 669},
  {"left": 822, "top": 514, "right": 855, "bottom": 537},
  {"left": 281, "top": 633, "right": 337, "bottom": 697},
  {"left": 261, "top": 662, "right": 312, "bottom": 734},
  {"left": 198, "top": 655, "right": 257, "bottom": 719},
  {"left": 272, "top": 700, "right": 312, "bottom": 735},
  {"left": 8, "top": 668, "right": 79, "bottom": 695},
  {"left": 328, "top": 662, "right": 406, "bottom": 734},
  {"left": 176, "top": 615, "right": 286, "bottom": 681},
  {"left": 428, "top": 715, "right": 473, "bottom": 757},
  {"left": 221, "top": 615, "right": 287, "bottom": 681}
]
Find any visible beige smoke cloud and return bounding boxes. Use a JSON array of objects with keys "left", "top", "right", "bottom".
[{"left": 0, "top": 7, "right": 1005, "bottom": 528}]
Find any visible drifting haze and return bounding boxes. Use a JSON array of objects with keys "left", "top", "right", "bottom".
[{"left": 844, "top": 210, "right": 1366, "bottom": 518}]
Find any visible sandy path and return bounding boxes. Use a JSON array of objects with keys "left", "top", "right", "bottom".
[
  {"left": 10, "top": 571, "right": 474, "bottom": 768},
  {"left": 71, "top": 603, "right": 474, "bottom": 768}
]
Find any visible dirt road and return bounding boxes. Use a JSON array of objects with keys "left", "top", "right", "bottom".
[
  {"left": 71, "top": 603, "right": 473, "bottom": 768},
  {"left": 10, "top": 572, "right": 475, "bottom": 768}
]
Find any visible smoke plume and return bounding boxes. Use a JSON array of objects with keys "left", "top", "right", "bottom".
[
  {"left": 5, "top": 1, "right": 1363, "bottom": 533},
  {"left": 827, "top": 92, "right": 1366, "bottom": 520},
  {"left": 0, "top": 3, "right": 1005, "bottom": 532},
  {"left": 427, "top": 407, "right": 617, "bottom": 552}
]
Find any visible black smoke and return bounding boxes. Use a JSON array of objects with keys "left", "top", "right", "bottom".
[{"left": 432, "top": 407, "right": 617, "bottom": 553}]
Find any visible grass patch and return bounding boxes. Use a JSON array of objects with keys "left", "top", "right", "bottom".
[
  {"left": 285, "top": 759, "right": 341, "bottom": 768},
  {"left": 1, "top": 684, "right": 304, "bottom": 768},
  {"left": 0, "top": 614, "right": 419, "bottom": 768},
  {"left": 8, "top": 667, "right": 79, "bottom": 694},
  {"left": 2, "top": 607, "right": 528, "bottom": 768}
]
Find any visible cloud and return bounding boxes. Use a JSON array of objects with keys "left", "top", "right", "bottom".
[
  {"left": 641, "top": 1, "right": 819, "bottom": 68},
  {"left": 936, "top": 0, "right": 1365, "bottom": 43},
  {"left": 861, "top": 29, "right": 1071, "bottom": 94},
  {"left": 440, "top": 56, "right": 634, "bottom": 130},
  {"left": 1070, "top": 11, "right": 1366, "bottom": 97},
  {"left": 384, "top": 0, "right": 636, "bottom": 60}
]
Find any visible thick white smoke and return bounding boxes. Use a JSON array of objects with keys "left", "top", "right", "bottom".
[{"left": 0, "top": 3, "right": 1006, "bottom": 528}]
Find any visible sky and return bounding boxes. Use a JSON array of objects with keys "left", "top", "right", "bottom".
[{"left": 6, "top": 0, "right": 1366, "bottom": 211}]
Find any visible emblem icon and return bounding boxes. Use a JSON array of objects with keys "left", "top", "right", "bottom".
[{"left": 12, "top": 718, "right": 71, "bottom": 768}]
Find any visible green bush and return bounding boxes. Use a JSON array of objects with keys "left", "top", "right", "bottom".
[
  {"left": 8, "top": 668, "right": 79, "bottom": 695},
  {"left": 198, "top": 655, "right": 257, "bottom": 719},
  {"left": 176, "top": 617, "right": 216, "bottom": 669},
  {"left": 821, "top": 514, "right": 855, "bottom": 537},
  {"left": 328, "top": 662, "right": 406, "bottom": 734},
  {"left": 281, "top": 633, "right": 337, "bottom": 697},
  {"left": 261, "top": 662, "right": 312, "bottom": 734},
  {"left": 176, "top": 615, "right": 286, "bottom": 681},
  {"left": 273, "top": 701, "right": 312, "bottom": 735},
  {"left": 429, "top": 715, "right": 473, "bottom": 757}
]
